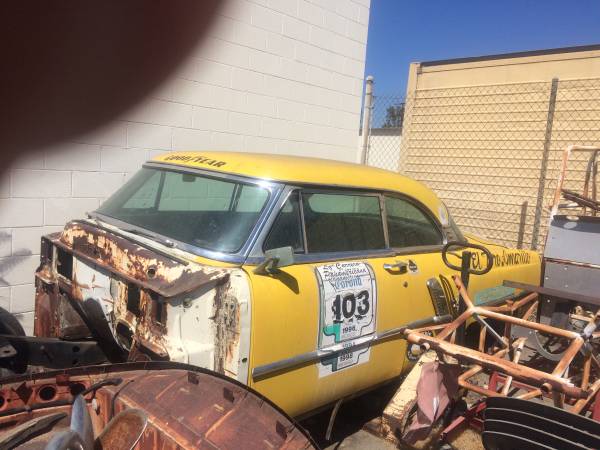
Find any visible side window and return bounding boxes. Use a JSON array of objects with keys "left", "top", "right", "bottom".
[
  {"left": 303, "top": 192, "right": 385, "bottom": 253},
  {"left": 264, "top": 192, "right": 305, "bottom": 253},
  {"left": 385, "top": 196, "right": 443, "bottom": 248}
]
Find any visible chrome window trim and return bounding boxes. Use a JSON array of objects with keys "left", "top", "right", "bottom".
[
  {"left": 249, "top": 185, "right": 454, "bottom": 265},
  {"left": 248, "top": 185, "right": 297, "bottom": 259},
  {"left": 298, "top": 189, "right": 309, "bottom": 254},
  {"left": 379, "top": 194, "right": 390, "bottom": 247},
  {"left": 391, "top": 244, "right": 445, "bottom": 256},
  {"left": 249, "top": 185, "right": 389, "bottom": 263},
  {"left": 93, "top": 164, "right": 285, "bottom": 263},
  {"left": 245, "top": 249, "right": 396, "bottom": 265}
]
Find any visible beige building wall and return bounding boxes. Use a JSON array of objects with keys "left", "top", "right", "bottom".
[
  {"left": 408, "top": 47, "right": 600, "bottom": 90},
  {"left": 0, "top": 0, "right": 371, "bottom": 333},
  {"left": 400, "top": 45, "right": 600, "bottom": 249}
]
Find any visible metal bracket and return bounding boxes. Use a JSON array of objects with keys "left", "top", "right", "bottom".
[{"left": 0, "top": 335, "right": 106, "bottom": 369}]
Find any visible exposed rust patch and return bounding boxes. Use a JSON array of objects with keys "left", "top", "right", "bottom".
[
  {"left": 34, "top": 281, "right": 62, "bottom": 338},
  {"left": 57, "top": 294, "right": 90, "bottom": 339},
  {"left": 34, "top": 220, "right": 237, "bottom": 365},
  {"left": 0, "top": 363, "right": 316, "bottom": 449},
  {"left": 212, "top": 278, "right": 241, "bottom": 375},
  {"left": 129, "top": 290, "right": 170, "bottom": 359},
  {"left": 59, "top": 220, "right": 229, "bottom": 298}
]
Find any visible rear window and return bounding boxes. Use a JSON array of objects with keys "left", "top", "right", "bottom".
[{"left": 302, "top": 192, "right": 385, "bottom": 253}]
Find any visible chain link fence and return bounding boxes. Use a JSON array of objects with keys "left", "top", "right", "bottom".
[
  {"left": 363, "top": 94, "right": 405, "bottom": 170},
  {"left": 362, "top": 76, "right": 600, "bottom": 249}
]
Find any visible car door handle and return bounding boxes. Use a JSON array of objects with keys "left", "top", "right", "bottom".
[{"left": 383, "top": 261, "right": 408, "bottom": 273}]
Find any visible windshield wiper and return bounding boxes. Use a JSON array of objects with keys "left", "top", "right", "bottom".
[{"left": 122, "top": 228, "right": 176, "bottom": 248}]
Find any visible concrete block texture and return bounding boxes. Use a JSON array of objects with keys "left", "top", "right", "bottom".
[{"left": 0, "top": 0, "right": 370, "bottom": 325}]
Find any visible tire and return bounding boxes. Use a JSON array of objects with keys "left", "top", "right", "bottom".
[{"left": 0, "top": 307, "right": 25, "bottom": 336}]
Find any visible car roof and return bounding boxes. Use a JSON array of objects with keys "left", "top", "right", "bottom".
[{"left": 151, "top": 151, "right": 444, "bottom": 215}]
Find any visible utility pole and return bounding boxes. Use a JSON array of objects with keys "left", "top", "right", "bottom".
[{"left": 360, "top": 75, "right": 374, "bottom": 164}]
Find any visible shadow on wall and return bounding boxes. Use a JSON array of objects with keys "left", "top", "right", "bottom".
[
  {"left": 0, "top": 1, "right": 222, "bottom": 168},
  {"left": 0, "top": 231, "right": 32, "bottom": 286}
]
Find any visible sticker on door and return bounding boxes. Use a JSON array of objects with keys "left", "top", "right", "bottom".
[{"left": 315, "top": 261, "right": 377, "bottom": 377}]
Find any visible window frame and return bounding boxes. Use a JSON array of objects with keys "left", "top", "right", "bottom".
[
  {"left": 298, "top": 187, "right": 387, "bottom": 255},
  {"left": 262, "top": 190, "right": 306, "bottom": 254},
  {"left": 381, "top": 192, "right": 446, "bottom": 255},
  {"left": 250, "top": 185, "right": 450, "bottom": 264}
]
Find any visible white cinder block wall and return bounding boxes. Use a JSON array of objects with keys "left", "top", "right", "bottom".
[{"left": 0, "top": 0, "right": 371, "bottom": 333}]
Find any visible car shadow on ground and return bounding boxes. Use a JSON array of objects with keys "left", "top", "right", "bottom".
[{"left": 300, "top": 380, "right": 402, "bottom": 449}]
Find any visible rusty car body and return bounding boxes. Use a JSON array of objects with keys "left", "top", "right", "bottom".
[
  {"left": 0, "top": 361, "right": 315, "bottom": 449},
  {"left": 30, "top": 151, "right": 541, "bottom": 418}
]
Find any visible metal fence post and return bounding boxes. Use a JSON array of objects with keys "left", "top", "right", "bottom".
[
  {"left": 531, "top": 77, "right": 559, "bottom": 250},
  {"left": 360, "top": 75, "right": 374, "bottom": 164}
]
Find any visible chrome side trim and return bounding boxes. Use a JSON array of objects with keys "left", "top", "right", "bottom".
[
  {"left": 245, "top": 249, "right": 396, "bottom": 265},
  {"left": 251, "top": 314, "right": 452, "bottom": 381}
]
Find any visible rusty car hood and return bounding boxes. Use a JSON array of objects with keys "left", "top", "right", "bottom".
[{"left": 56, "top": 220, "right": 231, "bottom": 298}]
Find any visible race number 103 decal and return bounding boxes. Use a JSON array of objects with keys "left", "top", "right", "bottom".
[{"left": 315, "top": 261, "right": 377, "bottom": 377}]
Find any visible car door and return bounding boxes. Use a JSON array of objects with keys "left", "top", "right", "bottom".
[
  {"left": 244, "top": 188, "right": 443, "bottom": 417},
  {"left": 376, "top": 194, "right": 453, "bottom": 370}
]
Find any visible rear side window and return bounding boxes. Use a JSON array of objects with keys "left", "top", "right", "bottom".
[
  {"left": 303, "top": 193, "right": 385, "bottom": 253},
  {"left": 385, "top": 196, "right": 442, "bottom": 248}
]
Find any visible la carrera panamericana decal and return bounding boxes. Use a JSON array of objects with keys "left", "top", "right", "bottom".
[{"left": 315, "top": 261, "right": 377, "bottom": 377}]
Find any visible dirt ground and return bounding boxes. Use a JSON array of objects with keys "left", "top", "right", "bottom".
[
  {"left": 301, "top": 384, "right": 483, "bottom": 450},
  {"left": 300, "top": 382, "right": 401, "bottom": 449},
  {"left": 300, "top": 379, "right": 485, "bottom": 450}
]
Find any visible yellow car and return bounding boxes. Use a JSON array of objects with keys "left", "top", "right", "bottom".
[{"left": 34, "top": 151, "right": 540, "bottom": 417}]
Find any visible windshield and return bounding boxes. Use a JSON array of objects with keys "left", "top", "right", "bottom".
[{"left": 96, "top": 168, "right": 270, "bottom": 253}]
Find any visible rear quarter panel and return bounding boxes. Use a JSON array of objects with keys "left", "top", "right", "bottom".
[{"left": 463, "top": 235, "right": 542, "bottom": 301}]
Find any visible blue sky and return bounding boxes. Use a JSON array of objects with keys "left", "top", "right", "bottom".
[{"left": 365, "top": 0, "right": 600, "bottom": 95}]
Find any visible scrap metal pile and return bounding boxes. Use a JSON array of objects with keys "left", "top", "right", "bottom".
[
  {"left": 400, "top": 275, "right": 600, "bottom": 448},
  {"left": 407, "top": 275, "right": 600, "bottom": 409},
  {"left": 372, "top": 145, "right": 600, "bottom": 449}
]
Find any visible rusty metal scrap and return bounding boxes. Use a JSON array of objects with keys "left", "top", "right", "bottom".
[
  {"left": 0, "top": 362, "right": 316, "bottom": 449},
  {"left": 403, "top": 275, "right": 600, "bottom": 412},
  {"left": 59, "top": 220, "right": 230, "bottom": 298},
  {"left": 33, "top": 219, "right": 246, "bottom": 379},
  {"left": 550, "top": 145, "right": 600, "bottom": 218},
  {"left": 212, "top": 277, "right": 241, "bottom": 375}
]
